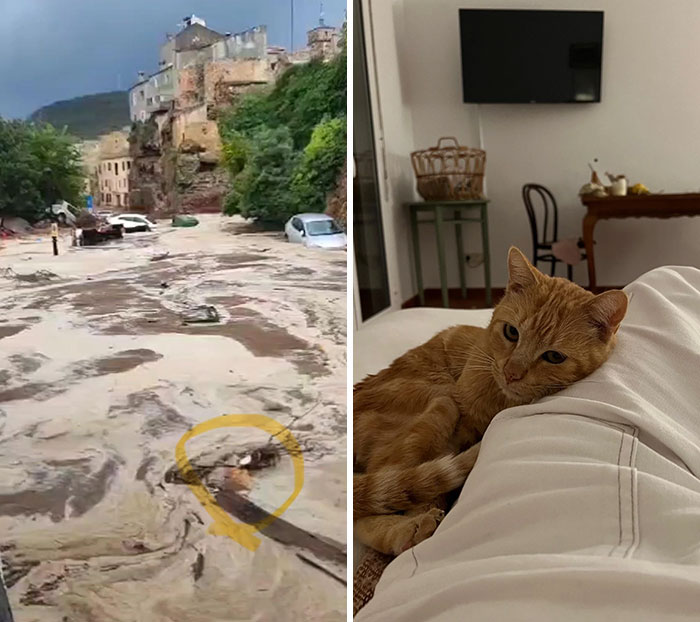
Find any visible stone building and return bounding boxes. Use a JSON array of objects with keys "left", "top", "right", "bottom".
[
  {"left": 96, "top": 131, "right": 132, "bottom": 209},
  {"left": 126, "top": 16, "right": 277, "bottom": 215},
  {"left": 308, "top": 22, "right": 341, "bottom": 60},
  {"left": 128, "top": 17, "right": 271, "bottom": 125}
]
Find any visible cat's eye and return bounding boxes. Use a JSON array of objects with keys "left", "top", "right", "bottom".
[
  {"left": 542, "top": 350, "right": 567, "bottom": 364},
  {"left": 503, "top": 323, "right": 519, "bottom": 342}
]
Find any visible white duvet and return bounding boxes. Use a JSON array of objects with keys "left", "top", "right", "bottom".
[{"left": 356, "top": 267, "right": 700, "bottom": 621}]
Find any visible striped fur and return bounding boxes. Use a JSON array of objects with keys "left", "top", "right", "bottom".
[{"left": 354, "top": 445, "right": 480, "bottom": 518}]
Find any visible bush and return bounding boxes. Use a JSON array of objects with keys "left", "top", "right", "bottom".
[
  {"left": 223, "top": 126, "right": 298, "bottom": 224},
  {"left": 291, "top": 117, "right": 347, "bottom": 213}
]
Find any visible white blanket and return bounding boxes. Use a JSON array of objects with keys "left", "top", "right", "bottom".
[{"left": 356, "top": 267, "right": 700, "bottom": 621}]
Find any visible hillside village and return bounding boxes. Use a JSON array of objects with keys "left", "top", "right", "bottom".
[{"left": 80, "top": 14, "right": 342, "bottom": 215}]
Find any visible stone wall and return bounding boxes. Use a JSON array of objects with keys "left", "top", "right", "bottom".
[
  {"left": 172, "top": 104, "right": 208, "bottom": 149},
  {"left": 179, "top": 121, "right": 222, "bottom": 157},
  {"left": 204, "top": 59, "right": 271, "bottom": 108},
  {"left": 127, "top": 116, "right": 175, "bottom": 216},
  {"left": 177, "top": 65, "right": 205, "bottom": 109}
]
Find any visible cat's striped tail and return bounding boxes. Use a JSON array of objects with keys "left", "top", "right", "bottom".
[{"left": 353, "top": 443, "right": 480, "bottom": 519}]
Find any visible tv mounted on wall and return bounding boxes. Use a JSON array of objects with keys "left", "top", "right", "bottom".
[{"left": 459, "top": 9, "right": 604, "bottom": 104}]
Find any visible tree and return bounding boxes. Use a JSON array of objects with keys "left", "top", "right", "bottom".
[
  {"left": 224, "top": 126, "right": 298, "bottom": 223},
  {"left": 291, "top": 117, "right": 347, "bottom": 213},
  {"left": 0, "top": 119, "right": 84, "bottom": 223}
]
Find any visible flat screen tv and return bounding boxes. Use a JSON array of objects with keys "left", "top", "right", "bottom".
[{"left": 459, "top": 9, "right": 604, "bottom": 103}]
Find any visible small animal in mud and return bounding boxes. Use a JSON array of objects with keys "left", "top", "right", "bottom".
[{"left": 353, "top": 247, "right": 628, "bottom": 555}]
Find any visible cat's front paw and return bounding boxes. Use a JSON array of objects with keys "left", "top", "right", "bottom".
[{"left": 397, "top": 507, "right": 446, "bottom": 554}]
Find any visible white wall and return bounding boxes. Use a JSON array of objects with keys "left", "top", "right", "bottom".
[{"left": 367, "top": 0, "right": 700, "bottom": 303}]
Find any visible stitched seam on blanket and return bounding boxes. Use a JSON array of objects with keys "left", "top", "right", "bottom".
[
  {"left": 623, "top": 429, "right": 640, "bottom": 558},
  {"left": 603, "top": 421, "right": 636, "bottom": 557},
  {"left": 611, "top": 427, "right": 625, "bottom": 556}
]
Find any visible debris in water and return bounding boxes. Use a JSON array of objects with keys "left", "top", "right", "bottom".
[
  {"left": 182, "top": 305, "right": 219, "bottom": 324},
  {"left": 238, "top": 446, "right": 280, "bottom": 471},
  {"left": 228, "top": 467, "right": 253, "bottom": 492},
  {"left": 191, "top": 552, "right": 205, "bottom": 582}
]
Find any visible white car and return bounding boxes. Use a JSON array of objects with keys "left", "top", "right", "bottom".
[
  {"left": 284, "top": 214, "right": 347, "bottom": 250},
  {"left": 108, "top": 214, "right": 157, "bottom": 233}
]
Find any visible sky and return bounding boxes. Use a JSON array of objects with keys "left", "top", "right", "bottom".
[{"left": 0, "top": 0, "right": 346, "bottom": 119}]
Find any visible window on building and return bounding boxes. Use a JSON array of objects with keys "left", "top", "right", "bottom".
[
  {"left": 127, "top": 161, "right": 132, "bottom": 170},
  {"left": 114, "top": 161, "right": 118, "bottom": 170},
  {"left": 108, "top": 162, "right": 112, "bottom": 171},
  {"left": 140, "top": 90, "right": 145, "bottom": 100},
  {"left": 122, "top": 161, "right": 126, "bottom": 172},
  {"left": 106, "top": 193, "right": 112, "bottom": 204},
  {"left": 101, "top": 192, "right": 105, "bottom": 202}
]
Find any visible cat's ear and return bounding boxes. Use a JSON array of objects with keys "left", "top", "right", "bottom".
[
  {"left": 507, "top": 246, "right": 541, "bottom": 293},
  {"left": 586, "top": 290, "right": 628, "bottom": 341}
]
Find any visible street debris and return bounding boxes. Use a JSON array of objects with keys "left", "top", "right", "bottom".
[
  {"left": 181, "top": 304, "right": 220, "bottom": 324},
  {"left": 172, "top": 215, "right": 199, "bottom": 228},
  {"left": 238, "top": 445, "right": 280, "bottom": 470}
]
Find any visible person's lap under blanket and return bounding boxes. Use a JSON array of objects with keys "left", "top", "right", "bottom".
[{"left": 357, "top": 266, "right": 700, "bottom": 622}]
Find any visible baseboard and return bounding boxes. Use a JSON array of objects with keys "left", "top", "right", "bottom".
[
  {"left": 402, "top": 284, "right": 625, "bottom": 309},
  {"left": 402, "top": 287, "right": 506, "bottom": 309}
]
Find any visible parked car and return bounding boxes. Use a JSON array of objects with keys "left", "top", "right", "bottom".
[
  {"left": 108, "top": 214, "right": 157, "bottom": 233},
  {"left": 284, "top": 214, "right": 347, "bottom": 250}
]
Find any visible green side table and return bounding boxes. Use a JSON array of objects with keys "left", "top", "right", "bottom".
[{"left": 408, "top": 200, "right": 492, "bottom": 308}]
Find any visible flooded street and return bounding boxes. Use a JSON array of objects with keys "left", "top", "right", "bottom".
[{"left": 0, "top": 215, "right": 346, "bottom": 621}]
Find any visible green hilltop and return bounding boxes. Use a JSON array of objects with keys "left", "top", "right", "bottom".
[{"left": 29, "top": 91, "right": 130, "bottom": 139}]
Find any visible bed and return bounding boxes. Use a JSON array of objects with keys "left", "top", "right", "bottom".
[{"left": 354, "top": 266, "right": 700, "bottom": 621}]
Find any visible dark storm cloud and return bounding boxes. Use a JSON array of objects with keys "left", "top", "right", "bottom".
[{"left": 0, "top": 0, "right": 346, "bottom": 119}]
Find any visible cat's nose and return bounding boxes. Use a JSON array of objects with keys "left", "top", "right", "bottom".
[{"left": 504, "top": 365, "right": 525, "bottom": 384}]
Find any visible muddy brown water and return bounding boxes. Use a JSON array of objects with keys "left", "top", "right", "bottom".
[
  {"left": 0, "top": 350, "right": 163, "bottom": 404},
  {"left": 0, "top": 456, "right": 118, "bottom": 522},
  {"left": 0, "top": 325, "right": 27, "bottom": 339}
]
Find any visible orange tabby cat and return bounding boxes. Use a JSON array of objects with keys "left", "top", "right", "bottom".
[{"left": 354, "top": 247, "right": 628, "bottom": 555}]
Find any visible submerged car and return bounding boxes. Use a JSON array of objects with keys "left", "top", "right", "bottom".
[
  {"left": 284, "top": 214, "right": 346, "bottom": 250},
  {"left": 108, "top": 214, "right": 157, "bottom": 233}
]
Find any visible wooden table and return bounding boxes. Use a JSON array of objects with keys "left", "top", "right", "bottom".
[
  {"left": 581, "top": 193, "right": 700, "bottom": 291},
  {"left": 408, "top": 200, "right": 492, "bottom": 308}
]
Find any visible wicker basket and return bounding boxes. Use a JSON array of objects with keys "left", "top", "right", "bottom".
[{"left": 410, "top": 137, "right": 486, "bottom": 201}]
